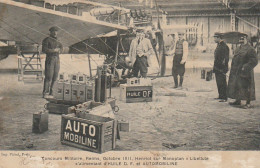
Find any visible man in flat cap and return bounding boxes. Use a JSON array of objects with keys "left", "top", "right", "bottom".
[
  {"left": 227, "top": 34, "right": 258, "bottom": 108},
  {"left": 42, "top": 26, "right": 63, "bottom": 98},
  {"left": 213, "top": 32, "right": 229, "bottom": 102},
  {"left": 128, "top": 28, "right": 154, "bottom": 78},
  {"left": 172, "top": 31, "right": 188, "bottom": 88}
]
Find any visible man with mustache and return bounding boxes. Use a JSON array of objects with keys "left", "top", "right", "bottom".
[
  {"left": 227, "top": 33, "right": 258, "bottom": 109},
  {"left": 42, "top": 26, "right": 63, "bottom": 98},
  {"left": 128, "top": 29, "right": 153, "bottom": 78}
]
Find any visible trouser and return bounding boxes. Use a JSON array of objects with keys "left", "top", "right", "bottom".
[
  {"left": 239, "top": 76, "right": 252, "bottom": 102},
  {"left": 215, "top": 71, "right": 227, "bottom": 100},
  {"left": 43, "top": 56, "right": 60, "bottom": 95},
  {"left": 133, "top": 56, "right": 148, "bottom": 78},
  {"left": 172, "top": 61, "right": 185, "bottom": 86}
]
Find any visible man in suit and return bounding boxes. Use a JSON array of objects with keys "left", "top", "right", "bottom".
[
  {"left": 128, "top": 29, "right": 154, "bottom": 78},
  {"left": 213, "top": 32, "right": 229, "bottom": 102}
]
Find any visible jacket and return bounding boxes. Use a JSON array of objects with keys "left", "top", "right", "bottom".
[
  {"left": 128, "top": 37, "right": 154, "bottom": 66},
  {"left": 213, "top": 41, "right": 229, "bottom": 73},
  {"left": 227, "top": 43, "right": 258, "bottom": 100}
]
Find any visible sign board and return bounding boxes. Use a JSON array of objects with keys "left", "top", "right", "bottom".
[
  {"left": 120, "top": 84, "right": 153, "bottom": 103},
  {"left": 61, "top": 113, "right": 116, "bottom": 153}
]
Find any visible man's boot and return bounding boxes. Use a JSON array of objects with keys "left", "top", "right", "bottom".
[
  {"left": 229, "top": 100, "right": 241, "bottom": 106},
  {"left": 173, "top": 76, "right": 178, "bottom": 88},
  {"left": 179, "top": 76, "right": 184, "bottom": 87}
]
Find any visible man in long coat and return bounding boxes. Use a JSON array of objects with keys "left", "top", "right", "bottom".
[{"left": 228, "top": 34, "right": 258, "bottom": 108}]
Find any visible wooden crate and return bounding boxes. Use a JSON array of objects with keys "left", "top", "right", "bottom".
[
  {"left": 120, "top": 84, "right": 153, "bottom": 103},
  {"left": 64, "top": 82, "right": 72, "bottom": 101},
  {"left": 118, "top": 120, "right": 130, "bottom": 132},
  {"left": 106, "top": 98, "right": 117, "bottom": 111},
  {"left": 46, "top": 103, "right": 70, "bottom": 114},
  {"left": 71, "top": 83, "right": 82, "bottom": 102},
  {"left": 61, "top": 113, "right": 117, "bottom": 153},
  {"left": 86, "top": 84, "right": 95, "bottom": 101},
  {"left": 53, "top": 82, "right": 64, "bottom": 100},
  {"left": 68, "top": 99, "right": 116, "bottom": 115}
]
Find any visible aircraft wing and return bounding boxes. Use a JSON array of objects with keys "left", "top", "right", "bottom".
[{"left": 0, "top": 0, "right": 128, "bottom": 47}]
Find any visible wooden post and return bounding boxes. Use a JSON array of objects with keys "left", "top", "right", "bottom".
[
  {"left": 114, "top": 30, "right": 120, "bottom": 76},
  {"left": 158, "top": 31, "right": 165, "bottom": 76},
  {"left": 231, "top": 12, "right": 236, "bottom": 31},
  {"left": 208, "top": 16, "right": 210, "bottom": 43},
  {"left": 109, "top": 75, "right": 112, "bottom": 98},
  {"left": 87, "top": 52, "right": 92, "bottom": 78},
  {"left": 94, "top": 66, "right": 102, "bottom": 102}
]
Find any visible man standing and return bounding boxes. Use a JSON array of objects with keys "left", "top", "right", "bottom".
[
  {"left": 128, "top": 29, "right": 153, "bottom": 78},
  {"left": 227, "top": 34, "right": 258, "bottom": 109},
  {"left": 172, "top": 32, "right": 188, "bottom": 88},
  {"left": 42, "top": 26, "right": 63, "bottom": 98},
  {"left": 213, "top": 32, "right": 229, "bottom": 102}
]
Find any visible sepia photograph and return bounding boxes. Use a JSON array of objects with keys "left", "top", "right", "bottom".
[{"left": 0, "top": 0, "right": 260, "bottom": 167}]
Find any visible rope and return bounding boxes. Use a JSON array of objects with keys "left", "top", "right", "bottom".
[
  {"left": 236, "top": 16, "right": 260, "bottom": 31},
  {"left": 89, "top": 30, "right": 118, "bottom": 55},
  {"left": 0, "top": 25, "right": 21, "bottom": 40},
  {"left": 60, "top": 58, "right": 81, "bottom": 73},
  {"left": 0, "top": 18, "right": 38, "bottom": 44},
  {"left": 53, "top": 24, "right": 104, "bottom": 55},
  {"left": 4, "top": 17, "right": 100, "bottom": 69},
  {"left": 30, "top": 13, "right": 133, "bottom": 70},
  {"left": 31, "top": 12, "right": 107, "bottom": 55},
  {"left": 2, "top": 13, "right": 132, "bottom": 73}
]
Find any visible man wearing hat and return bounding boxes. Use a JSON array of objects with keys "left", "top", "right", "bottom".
[
  {"left": 42, "top": 26, "right": 63, "bottom": 98},
  {"left": 213, "top": 32, "right": 229, "bottom": 102},
  {"left": 128, "top": 28, "right": 154, "bottom": 78},
  {"left": 172, "top": 31, "right": 188, "bottom": 88},
  {"left": 227, "top": 33, "right": 258, "bottom": 108}
]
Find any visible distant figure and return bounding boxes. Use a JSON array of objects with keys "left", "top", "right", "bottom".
[
  {"left": 128, "top": 29, "right": 154, "bottom": 78},
  {"left": 164, "top": 34, "right": 175, "bottom": 56},
  {"left": 213, "top": 32, "right": 229, "bottom": 102},
  {"left": 228, "top": 34, "right": 258, "bottom": 109},
  {"left": 172, "top": 32, "right": 188, "bottom": 88},
  {"left": 42, "top": 26, "right": 63, "bottom": 98}
]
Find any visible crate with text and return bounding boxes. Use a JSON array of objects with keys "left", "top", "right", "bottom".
[
  {"left": 120, "top": 84, "right": 153, "bottom": 103},
  {"left": 60, "top": 113, "right": 117, "bottom": 153}
]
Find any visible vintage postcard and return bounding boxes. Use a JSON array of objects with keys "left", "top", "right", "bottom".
[{"left": 0, "top": 0, "right": 260, "bottom": 167}]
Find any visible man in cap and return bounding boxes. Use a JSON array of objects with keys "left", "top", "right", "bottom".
[
  {"left": 227, "top": 33, "right": 258, "bottom": 108},
  {"left": 128, "top": 28, "right": 154, "bottom": 78},
  {"left": 172, "top": 31, "right": 188, "bottom": 88},
  {"left": 213, "top": 32, "right": 229, "bottom": 102},
  {"left": 42, "top": 26, "right": 63, "bottom": 98}
]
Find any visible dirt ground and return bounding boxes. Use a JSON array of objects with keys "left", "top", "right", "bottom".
[{"left": 0, "top": 54, "right": 260, "bottom": 151}]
